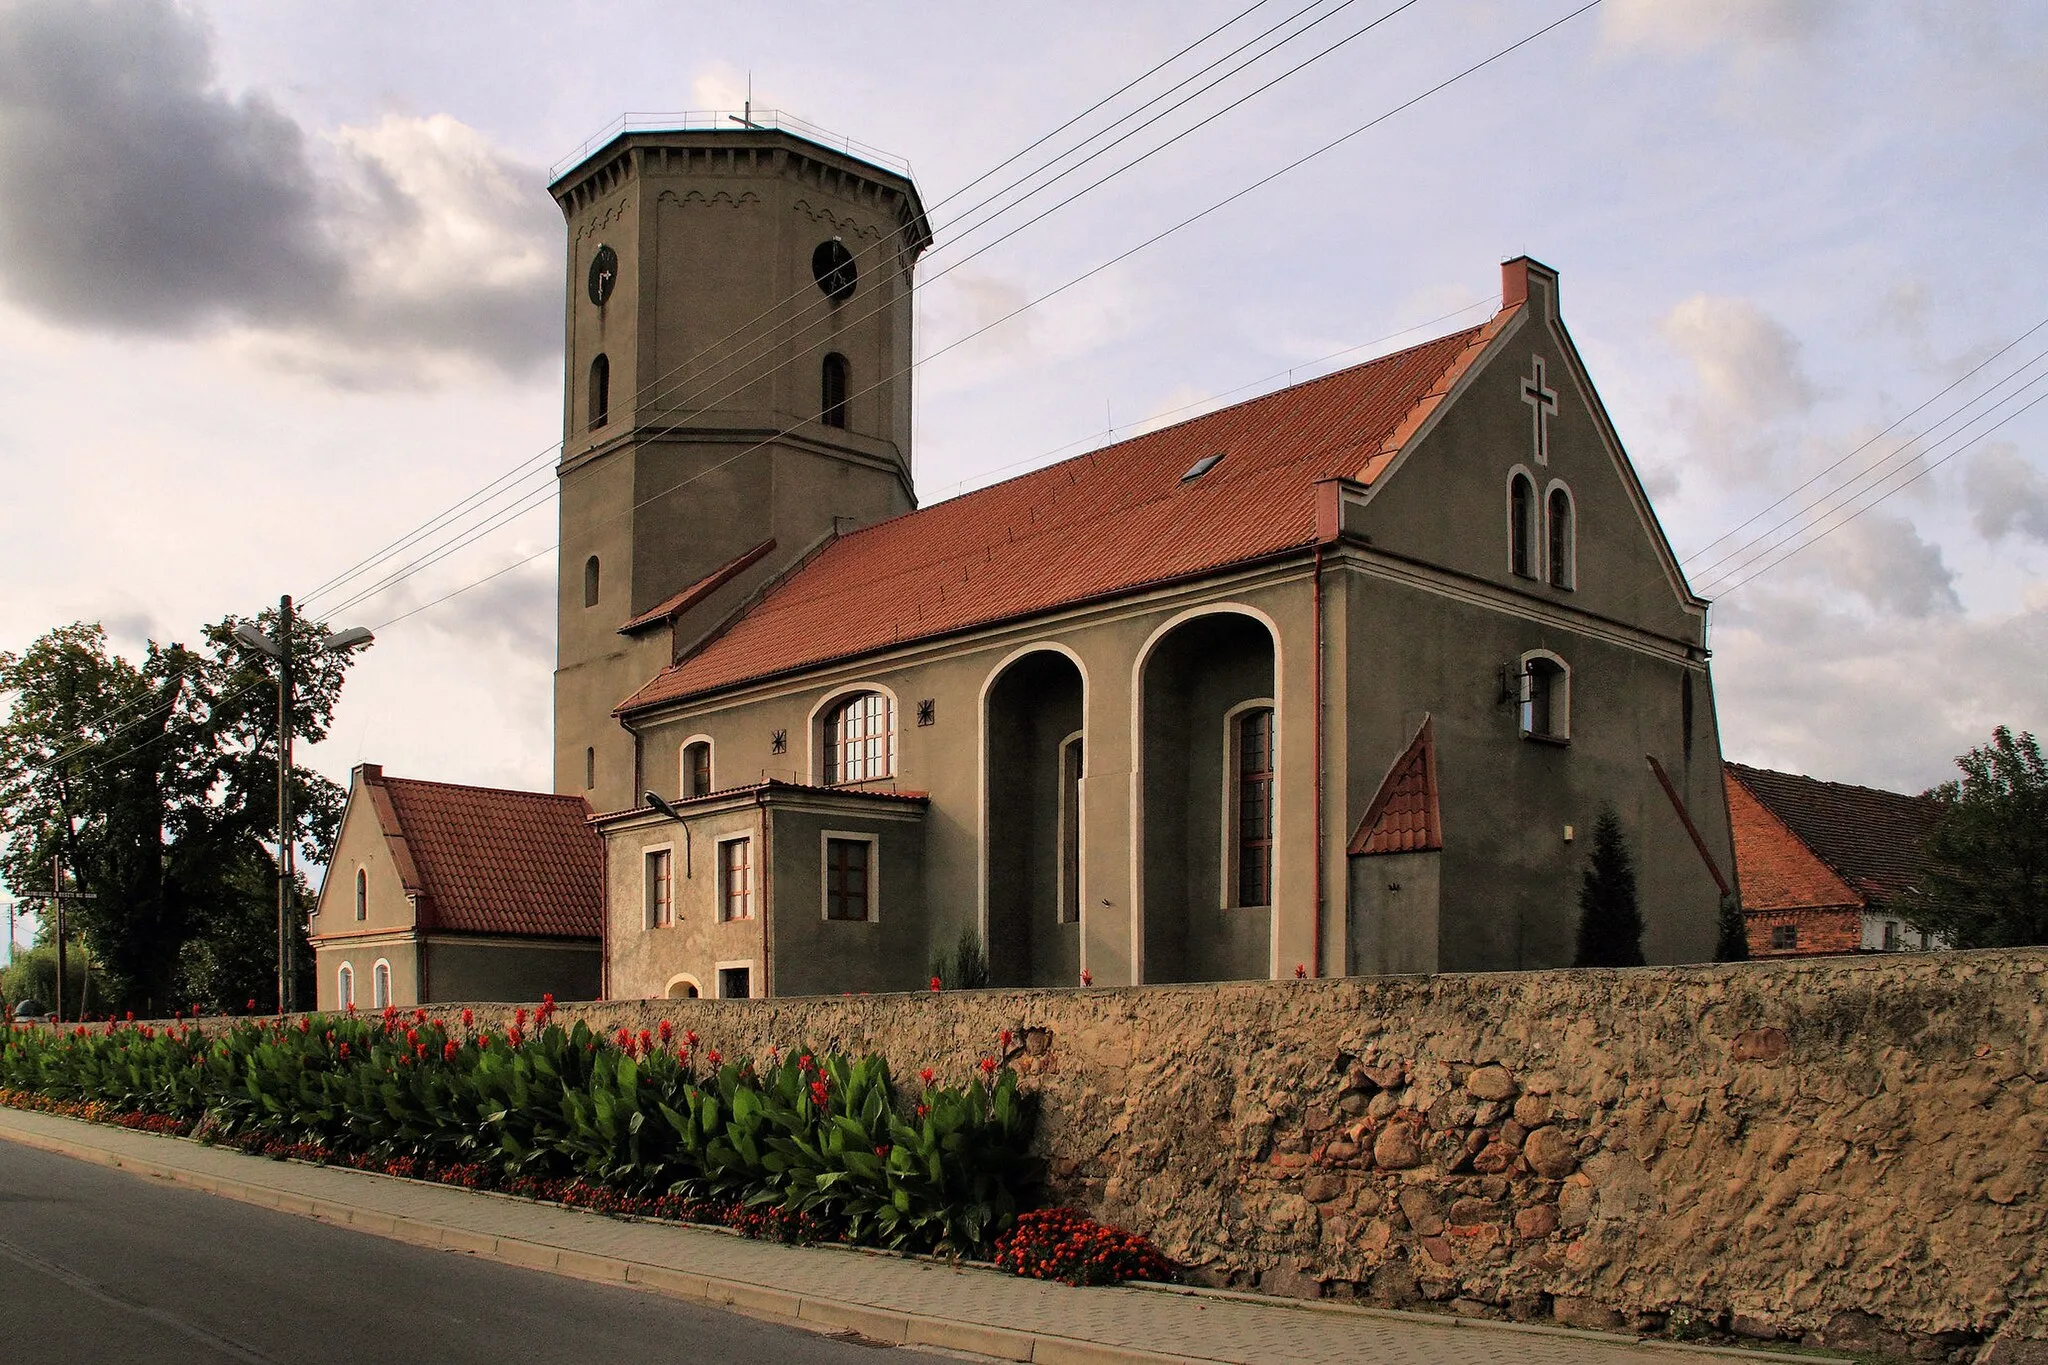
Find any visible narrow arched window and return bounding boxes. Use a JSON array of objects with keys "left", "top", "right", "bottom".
[
  {"left": 1509, "top": 473, "right": 1536, "bottom": 578},
  {"left": 683, "top": 740, "right": 712, "bottom": 798},
  {"left": 1231, "top": 707, "right": 1276, "bottom": 908},
  {"left": 372, "top": 959, "right": 392, "bottom": 1009},
  {"left": 1547, "top": 485, "right": 1574, "bottom": 589},
  {"left": 337, "top": 963, "right": 354, "bottom": 1009},
  {"left": 583, "top": 555, "right": 600, "bottom": 607},
  {"left": 822, "top": 691, "right": 892, "bottom": 784},
  {"left": 1519, "top": 652, "right": 1570, "bottom": 742},
  {"left": 354, "top": 868, "right": 367, "bottom": 921},
  {"left": 821, "top": 352, "right": 849, "bottom": 428},
  {"left": 584, "top": 746, "right": 596, "bottom": 790},
  {"left": 588, "top": 353, "right": 610, "bottom": 430}
]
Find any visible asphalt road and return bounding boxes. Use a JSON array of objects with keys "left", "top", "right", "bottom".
[{"left": 0, "top": 1140, "right": 926, "bottom": 1364}]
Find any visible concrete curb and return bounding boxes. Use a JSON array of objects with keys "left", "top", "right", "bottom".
[{"left": 0, "top": 1114, "right": 1833, "bottom": 1365}]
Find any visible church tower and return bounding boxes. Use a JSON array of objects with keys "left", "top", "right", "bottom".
[{"left": 548, "top": 126, "right": 930, "bottom": 811}]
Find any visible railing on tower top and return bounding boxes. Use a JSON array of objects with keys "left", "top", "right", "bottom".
[{"left": 550, "top": 110, "right": 914, "bottom": 183}]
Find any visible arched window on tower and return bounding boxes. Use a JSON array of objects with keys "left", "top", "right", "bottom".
[
  {"left": 1518, "top": 651, "right": 1570, "bottom": 743},
  {"left": 1509, "top": 471, "right": 1537, "bottom": 579},
  {"left": 354, "top": 868, "right": 367, "bottom": 922},
  {"left": 588, "top": 353, "right": 610, "bottom": 430},
  {"left": 583, "top": 555, "right": 600, "bottom": 608},
  {"left": 1546, "top": 483, "right": 1575, "bottom": 589},
  {"left": 821, "top": 353, "right": 849, "bottom": 429}
]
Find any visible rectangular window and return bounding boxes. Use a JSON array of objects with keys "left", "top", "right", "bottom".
[
  {"left": 1882, "top": 920, "right": 1900, "bottom": 951},
  {"left": 644, "top": 848, "right": 673, "bottom": 928},
  {"left": 1236, "top": 709, "right": 1274, "bottom": 909},
  {"left": 1770, "top": 924, "right": 1798, "bottom": 950},
  {"left": 1058, "top": 736, "right": 1083, "bottom": 924},
  {"left": 718, "top": 965, "right": 752, "bottom": 999},
  {"left": 686, "top": 742, "right": 711, "bottom": 798},
  {"left": 719, "top": 838, "right": 753, "bottom": 921},
  {"left": 824, "top": 837, "right": 872, "bottom": 921}
]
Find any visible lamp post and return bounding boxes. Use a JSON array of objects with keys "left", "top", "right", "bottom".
[{"left": 235, "top": 596, "right": 373, "bottom": 1014}]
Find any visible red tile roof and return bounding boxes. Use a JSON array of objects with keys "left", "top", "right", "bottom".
[
  {"left": 364, "top": 770, "right": 603, "bottom": 938},
  {"left": 588, "top": 778, "right": 932, "bottom": 826},
  {"left": 1349, "top": 717, "right": 1443, "bottom": 856},
  {"left": 618, "top": 537, "right": 776, "bottom": 635},
  {"left": 1724, "top": 763, "right": 1939, "bottom": 912},
  {"left": 619, "top": 312, "right": 1512, "bottom": 713}
]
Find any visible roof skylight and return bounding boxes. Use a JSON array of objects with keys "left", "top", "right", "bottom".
[{"left": 1180, "top": 452, "right": 1225, "bottom": 482}]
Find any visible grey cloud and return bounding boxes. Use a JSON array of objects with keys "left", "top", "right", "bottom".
[
  {"left": 1965, "top": 444, "right": 2048, "bottom": 543},
  {"left": 408, "top": 563, "right": 554, "bottom": 665},
  {"left": 0, "top": 0, "right": 556, "bottom": 378},
  {"left": 1817, "top": 510, "right": 1960, "bottom": 619}
]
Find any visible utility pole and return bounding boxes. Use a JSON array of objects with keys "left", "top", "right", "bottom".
[
  {"left": 19, "top": 857, "right": 96, "bottom": 1021},
  {"left": 234, "top": 600, "right": 373, "bottom": 1017}
]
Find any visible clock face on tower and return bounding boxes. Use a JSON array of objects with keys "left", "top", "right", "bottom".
[{"left": 587, "top": 244, "right": 618, "bottom": 306}]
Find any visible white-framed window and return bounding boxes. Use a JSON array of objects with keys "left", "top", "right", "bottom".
[
  {"left": 821, "top": 690, "right": 893, "bottom": 784},
  {"left": 1545, "top": 480, "right": 1576, "bottom": 590},
  {"left": 1222, "top": 700, "right": 1277, "bottom": 909},
  {"left": 354, "top": 868, "right": 367, "bottom": 921},
  {"left": 1518, "top": 650, "right": 1570, "bottom": 743},
  {"left": 644, "top": 845, "right": 674, "bottom": 928},
  {"left": 821, "top": 831, "right": 878, "bottom": 922},
  {"left": 372, "top": 958, "right": 392, "bottom": 1009},
  {"left": 664, "top": 974, "right": 702, "bottom": 999},
  {"left": 337, "top": 962, "right": 355, "bottom": 1009},
  {"left": 1057, "top": 731, "right": 1084, "bottom": 925},
  {"left": 681, "top": 737, "right": 714, "bottom": 799},
  {"left": 718, "top": 836, "right": 754, "bottom": 921},
  {"left": 1507, "top": 467, "right": 1539, "bottom": 579},
  {"left": 715, "top": 961, "right": 755, "bottom": 999}
]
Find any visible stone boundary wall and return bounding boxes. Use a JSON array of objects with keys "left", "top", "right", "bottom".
[{"left": 167, "top": 951, "right": 2048, "bottom": 1350}]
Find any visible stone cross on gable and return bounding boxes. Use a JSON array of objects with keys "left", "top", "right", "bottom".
[{"left": 1521, "top": 355, "right": 1558, "bottom": 466}]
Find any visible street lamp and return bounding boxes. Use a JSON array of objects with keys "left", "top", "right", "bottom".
[{"left": 236, "top": 595, "right": 373, "bottom": 1014}]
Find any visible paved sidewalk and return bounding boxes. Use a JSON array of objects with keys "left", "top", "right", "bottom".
[{"left": 0, "top": 1108, "right": 1817, "bottom": 1365}]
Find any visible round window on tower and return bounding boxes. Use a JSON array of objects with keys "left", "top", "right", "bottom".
[{"left": 811, "top": 239, "right": 857, "bottom": 303}]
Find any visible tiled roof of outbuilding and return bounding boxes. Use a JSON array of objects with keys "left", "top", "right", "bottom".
[
  {"left": 367, "top": 772, "right": 603, "bottom": 939},
  {"left": 1350, "top": 717, "right": 1442, "bottom": 856},
  {"left": 619, "top": 311, "right": 1512, "bottom": 713},
  {"left": 1724, "top": 763, "right": 1940, "bottom": 911}
]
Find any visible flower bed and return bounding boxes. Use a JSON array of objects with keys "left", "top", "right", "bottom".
[
  {"left": 0, "top": 1003, "right": 1173, "bottom": 1282},
  {"left": 993, "top": 1207, "right": 1177, "bottom": 1286}
]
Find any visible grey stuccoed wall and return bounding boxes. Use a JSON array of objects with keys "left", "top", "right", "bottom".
[{"left": 302, "top": 951, "right": 2048, "bottom": 1350}]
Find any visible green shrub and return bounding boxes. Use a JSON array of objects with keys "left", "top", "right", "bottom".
[{"left": 0, "top": 1004, "right": 1039, "bottom": 1257}]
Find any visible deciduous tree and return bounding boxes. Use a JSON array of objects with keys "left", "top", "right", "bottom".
[{"left": 1910, "top": 727, "right": 2048, "bottom": 948}]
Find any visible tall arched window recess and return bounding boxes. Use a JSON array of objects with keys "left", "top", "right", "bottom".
[
  {"left": 583, "top": 555, "right": 600, "bottom": 607},
  {"left": 354, "top": 868, "right": 367, "bottom": 921},
  {"left": 1508, "top": 471, "right": 1537, "bottom": 579},
  {"left": 372, "top": 959, "right": 392, "bottom": 1009},
  {"left": 1228, "top": 704, "right": 1276, "bottom": 909},
  {"left": 337, "top": 963, "right": 355, "bottom": 1009},
  {"left": 683, "top": 739, "right": 713, "bottom": 798},
  {"left": 821, "top": 691, "right": 892, "bottom": 784},
  {"left": 1546, "top": 482, "right": 1575, "bottom": 589},
  {"left": 1518, "top": 651, "right": 1570, "bottom": 743},
  {"left": 588, "top": 353, "right": 610, "bottom": 430},
  {"left": 821, "top": 353, "right": 849, "bottom": 429}
]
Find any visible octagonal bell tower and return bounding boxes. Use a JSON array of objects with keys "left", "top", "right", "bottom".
[{"left": 549, "top": 122, "right": 931, "bottom": 811}]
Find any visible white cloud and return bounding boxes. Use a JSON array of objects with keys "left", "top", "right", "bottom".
[
  {"left": 1661, "top": 293, "right": 1817, "bottom": 425},
  {"left": 1816, "top": 510, "right": 1961, "bottom": 619},
  {"left": 1600, "top": 0, "right": 1839, "bottom": 60},
  {"left": 1965, "top": 444, "right": 2048, "bottom": 544}
]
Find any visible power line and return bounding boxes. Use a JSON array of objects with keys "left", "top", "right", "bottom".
[{"left": 340, "top": 4, "right": 1600, "bottom": 628}]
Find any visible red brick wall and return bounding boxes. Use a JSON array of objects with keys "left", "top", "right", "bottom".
[{"left": 1745, "top": 907, "right": 1861, "bottom": 957}]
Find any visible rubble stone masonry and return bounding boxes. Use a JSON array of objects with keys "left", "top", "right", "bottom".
[{"left": 456, "top": 950, "right": 2043, "bottom": 1349}]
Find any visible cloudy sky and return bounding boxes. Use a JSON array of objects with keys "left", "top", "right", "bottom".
[{"left": 2, "top": 0, "right": 2044, "bottom": 935}]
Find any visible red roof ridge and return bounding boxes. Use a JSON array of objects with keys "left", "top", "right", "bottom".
[
  {"left": 1356, "top": 305, "right": 1522, "bottom": 485},
  {"left": 1723, "top": 766, "right": 1864, "bottom": 911},
  {"left": 1723, "top": 760, "right": 1935, "bottom": 806},
  {"left": 373, "top": 771, "right": 593, "bottom": 808},
  {"left": 1349, "top": 716, "right": 1443, "bottom": 856}
]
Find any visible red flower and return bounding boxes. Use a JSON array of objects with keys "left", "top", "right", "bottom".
[
  {"left": 461, "top": 1008, "right": 474, "bottom": 1029},
  {"left": 706, "top": 1048, "right": 721, "bottom": 1067},
  {"left": 657, "top": 1020, "right": 672, "bottom": 1043},
  {"left": 637, "top": 1028, "right": 653, "bottom": 1055},
  {"left": 125, "top": 1011, "right": 135, "bottom": 1022},
  {"left": 684, "top": 1029, "right": 698, "bottom": 1048},
  {"left": 1000, "top": 1029, "right": 1013, "bottom": 1051},
  {"left": 1294, "top": 963, "right": 1307, "bottom": 980},
  {"left": 246, "top": 999, "right": 256, "bottom": 1011},
  {"left": 798, "top": 1053, "right": 814, "bottom": 1072},
  {"left": 874, "top": 1144, "right": 891, "bottom": 1160},
  {"left": 930, "top": 976, "right": 942, "bottom": 993},
  {"left": 915, "top": 1102, "right": 929, "bottom": 1119},
  {"left": 1080, "top": 969, "right": 1093, "bottom": 986},
  {"left": 339, "top": 1043, "right": 351, "bottom": 1058},
  {"left": 443, "top": 1041, "right": 458, "bottom": 1061},
  {"left": 980, "top": 1056, "right": 997, "bottom": 1077},
  {"left": 810, "top": 1078, "right": 830, "bottom": 1107},
  {"left": 918, "top": 1066, "right": 935, "bottom": 1088},
  {"left": 507, "top": 1025, "right": 523, "bottom": 1048},
  {"left": 406, "top": 1028, "right": 419, "bottom": 1047},
  {"left": 477, "top": 1034, "right": 492, "bottom": 1050}
]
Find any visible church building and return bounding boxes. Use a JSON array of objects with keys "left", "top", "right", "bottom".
[{"left": 547, "top": 124, "right": 1737, "bottom": 1000}]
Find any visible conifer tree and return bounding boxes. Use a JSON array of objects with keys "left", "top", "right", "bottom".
[
  {"left": 1574, "top": 808, "right": 1646, "bottom": 967},
  {"left": 1714, "top": 892, "right": 1750, "bottom": 962}
]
